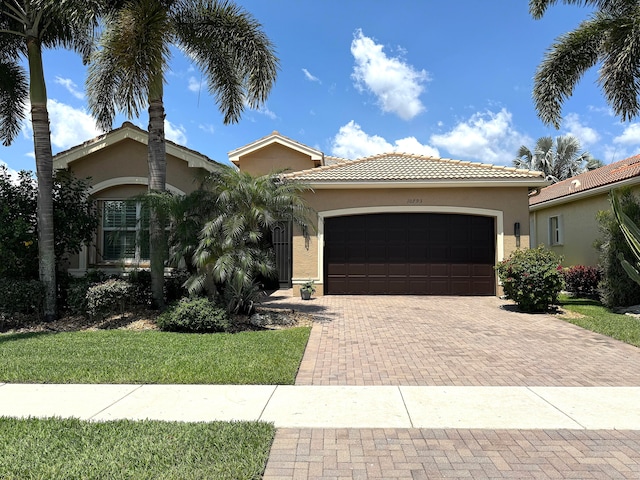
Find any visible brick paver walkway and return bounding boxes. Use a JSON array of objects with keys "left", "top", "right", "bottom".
[
  {"left": 263, "top": 295, "right": 640, "bottom": 387},
  {"left": 260, "top": 294, "right": 640, "bottom": 479},
  {"left": 264, "top": 428, "right": 640, "bottom": 479}
]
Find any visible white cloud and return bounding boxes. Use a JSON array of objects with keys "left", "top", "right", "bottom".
[
  {"left": 614, "top": 123, "right": 640, "bottom": 145},
  {"left": 563, "top": 113, "right": 600, "bottom": 145},
  {"left": 198, "top": 123, "right": 215, "bottom": 135},
  {"left": 350, "top": 29, "right": 429, "bottom": 121},
  {"left": 164, "top": 120, "right": 187, "bottom": 145},
  {"left": 255, "top": 104, "right": 277, "bottom": 120},
  {"left": 24, "top": 99, "right": 102, "bottom": 151},
  {"left": 302, "top": 68, "right": 321, "bottom": 83},
  {"left": 331, "top": 120, "right": 439, "bottom": 159},
  {"left": 188, "top": 76, "right": 205, "bottom": 93},
  {"left": 54, "top": 76, "right": 84, "bottom": 100},
  {"left": 430, "top": 108, "right": 531, "bottom": 165},
  {"left": 0, "top": 160, "right": 20, "bottom": 183}
]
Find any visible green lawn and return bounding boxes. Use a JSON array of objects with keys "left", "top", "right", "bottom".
[
  {"left": 0, "top": 327, "right": 310, "bottom": 384},
  {"left": 0, "top": 417, "right": 274, "bottom": 479},
  {"left": 559, "top": 296, "right": 640, "bottom": 347}
]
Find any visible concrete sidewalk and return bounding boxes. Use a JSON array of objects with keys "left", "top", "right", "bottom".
[{"left": 2, "top": 383, "right": 639, "bottom": 430}]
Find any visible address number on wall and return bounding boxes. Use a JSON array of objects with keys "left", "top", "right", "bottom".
[{"left": 407, "top": 198, "right": 423, "bottom": 204}]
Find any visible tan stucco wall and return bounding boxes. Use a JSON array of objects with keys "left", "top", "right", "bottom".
[
  {"left": 62, "top": 138, "right": 208, "bottom": 195},
  {"left": 59, "top": 139, "right": 210, "bottom": 272},
  {"left": 530, "top": 185, "right": 640, "bottom": 267},
  {"left": 292, "top": 186, "right": 531, "bottom": 296},
  {"left": 236, "top": 143, "right": 316, "bottom": 176}
]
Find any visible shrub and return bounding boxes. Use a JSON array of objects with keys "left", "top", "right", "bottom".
[
  {"left": 86, "top": 279, "right": 132, "bottom": 318},
  {"left": 127, "top": 269, "right": 152, "bottom": 307},
  {"left": 495, "top": 246, "right": 564, "bottom": 312},
  {"left": 563, "top": 265, "right": 601, "bottom": 298},
  {"left": 164, "top": 269, "right": 190, "bottom": 303},
  {"left": 63, "top": 271, "right": 109, "bottom": 315},
  {"left": 156, "top": 297, "right": 229, "bottom": 333},
  {"left": 597, "top": 188, "right": 640, "bottom": 307},
  {"left": 0, "top": 278, "right": 44, "bottom": 315}
]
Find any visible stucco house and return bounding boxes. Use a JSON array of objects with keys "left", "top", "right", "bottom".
[
  {"left": 529, "top": 154, "right": 640, "bottom": 267},
  {"left": 55, "top": 125, "right": 547, "bottom": 297}
]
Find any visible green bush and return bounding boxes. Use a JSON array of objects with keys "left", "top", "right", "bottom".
[
  {"left": 495, "top": 246, "right": 564, "bottom": 312},
  {"left": 0, "top": 278, "right": 44, "bottom": 315},
  {"left": 156, "top": 297, "right": 229, "bottom": 333},
  {"left": 563, "top": 265, "right": 601, "bottom": 298},
  {"left": 86, "top": 279, "right": 132, "bottom": 318},
  {"left": 127, "top": 269, "right": 153, "bottom": 307},
  {"left": 164, "top": 269, "right": 190, "bottom": 304},
  {"left": 597, "top": 188, "right": 640, "bottom": 307},
  {"left": 63, "top": 271, "right": 109, "bottom": 315}
]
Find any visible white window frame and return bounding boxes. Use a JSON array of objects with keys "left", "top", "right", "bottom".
[
  {"left": 101, "top": 200, "right": 149, "bottom": 263},
  {"left": 548, "top": 215, "right": 563, "bottom": 246}
]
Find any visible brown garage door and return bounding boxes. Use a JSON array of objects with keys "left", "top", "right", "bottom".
[{"left": 324, "top": 213, "right": 495, "bottom": 295}]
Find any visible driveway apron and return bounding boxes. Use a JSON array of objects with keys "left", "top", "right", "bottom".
[{"left": 261, "top": 294, "right": 640, "bottom": 479}]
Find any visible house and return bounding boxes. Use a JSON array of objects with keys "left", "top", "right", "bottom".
[
  {"left": 53, "top": 122, "right": 221, "bottom": 275},
  {"left": 529, "top": 155, "right": 640, "bottom": 267},
  {"left": 55, "top": 125, "right": 547, "bottom": 296}
]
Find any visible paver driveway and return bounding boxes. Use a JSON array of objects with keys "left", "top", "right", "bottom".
[
  {"left": 261, "top": 294, "right": 640, "bottom": 479},
  {"left": 263, "top": 294, "right": 640, "bottom": 386}
]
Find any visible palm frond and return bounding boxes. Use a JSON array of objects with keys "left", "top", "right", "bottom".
[
  {"left": 533, "top": 18, "right": 605, "bottom": 127},
  {"left": 0, "top": 58, "right": 28, "bottom": 146},
  {"left": 173, "top": 0, "right": 278, "bottom": 124}
]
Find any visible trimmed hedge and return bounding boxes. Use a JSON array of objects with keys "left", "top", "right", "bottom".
[
  {"left": 0, "top": 278, "right": 44, "bottom": 315},
  {"left": 157, "top": 297, "right": 229, "bottom": 333}
]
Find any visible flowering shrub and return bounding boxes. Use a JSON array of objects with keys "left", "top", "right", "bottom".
[
  {"left": 495, "top": 246, "right": 564, "bottom": 312},
  {"left": 563, "top": 265, "right": 601, "bottom": 298}
]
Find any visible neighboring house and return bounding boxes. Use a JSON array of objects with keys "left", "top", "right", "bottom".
[
  {"left": 53, "top": 122, "right": 221, "bottom": 275},
  {"left": 56, "top": 126, "right": 547, "bottom": 296},
  {"left": 529, "top": 154, "right": 640, "bottom": 267}
]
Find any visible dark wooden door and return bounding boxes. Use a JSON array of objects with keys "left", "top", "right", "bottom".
[{"left": 324, "top": 213, "right": 495, "bottom": 295}]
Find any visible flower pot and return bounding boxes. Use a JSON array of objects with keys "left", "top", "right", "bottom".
[{"left": 301, "top": 290, "right": 312, "bottom": 300}]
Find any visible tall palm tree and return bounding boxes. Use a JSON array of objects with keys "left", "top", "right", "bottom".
[
  {"left": 0, "top": 0, "right": 102, "bottom": 320},
  {"left": 531, "top": 0, "right": 640, "bottom": 128},
  {"left": 513, "top": 135, "right": 596, "bottom": 182},
  {"left": 87, "top": 0, "right": 278, "bottom": 308}
]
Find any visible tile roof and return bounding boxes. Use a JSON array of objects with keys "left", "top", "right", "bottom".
[
  {"left": 323, "top": 155, "right": 350, "bottom": 166},
  {"left": 529, "top": 154, "right": 640, "bottom": 206},
  {"left": 54, "top": 121, "right": 217, "bottom": 165},
  {"left": 284, "top": 153, "right": 545, "bottom": 183}
]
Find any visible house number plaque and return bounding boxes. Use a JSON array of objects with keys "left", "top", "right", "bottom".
[{"left": 407, "top": 198, "right": 423, "bottom": 204}]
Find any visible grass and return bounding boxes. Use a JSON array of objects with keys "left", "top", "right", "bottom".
[
  {"left": 0, "top": 327, "right": 310, "bottom": 384},
  {"left": 0, "top": 417, "right": 274, "bottom": 479},
  {"left": 559, "top": 295, "right": 640, "bottom": 347}
]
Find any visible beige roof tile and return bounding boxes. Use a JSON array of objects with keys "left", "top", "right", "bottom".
[{"left": 285, "top": 153, "right": 544, "bottom": 182}]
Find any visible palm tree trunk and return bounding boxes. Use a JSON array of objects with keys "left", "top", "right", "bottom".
[
  {"left": 147, "top": 98, "right": 166, "bottom": 309},
  {"left": 28, "top": 38, "right": 56, "bottom": 321}
]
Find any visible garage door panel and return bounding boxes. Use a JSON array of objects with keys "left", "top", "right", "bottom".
[{"left": 325, "top": 213, "right": 495, "bottom": 295}]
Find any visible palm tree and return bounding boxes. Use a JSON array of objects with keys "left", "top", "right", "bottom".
[
  {"left": 87, "top": 0, "right": 278, "bottom": 307},
  {"left": 170, "top": 167, "right": 312, "bottom": 313},
  {"left": 531, "top": 0, "right": 640, "bottom": 127},
  {"left": 87, "top": 0, "right": 278, "bottom": 309},
  {"left": 0, "top": 0, "right": 102, "bottom": 320},
  {"left": 513, "top": 135, "right": 597, "bottom": 182}
]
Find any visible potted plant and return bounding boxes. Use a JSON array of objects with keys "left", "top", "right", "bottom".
[{"left": 300, "top": 280, "right": 316, "bottom": 300}]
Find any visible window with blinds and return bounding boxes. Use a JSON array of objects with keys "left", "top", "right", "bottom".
[{"left": 102, "top": 201, "right": 150, "bottom": 261}]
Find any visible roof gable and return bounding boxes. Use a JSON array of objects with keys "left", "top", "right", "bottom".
[
  {"left": 228, "top": 131, "right": 323, "bottom": 165},
  {"left": 53, "top": 122, "right": 220, "bottom": 172},
  {"left": 530, "top": 154, "right": 640, "bottom": 207},
  {"left": 284, "top": 152, "right": 546, "bottom": 186}
]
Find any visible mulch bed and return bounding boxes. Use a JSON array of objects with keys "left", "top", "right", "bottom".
[{"left": 0, "top": 307, "right": 314, "bottom": 335}]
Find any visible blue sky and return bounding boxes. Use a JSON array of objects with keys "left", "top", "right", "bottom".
[{"left": 3, "top": 0, "right": 637, "bottom": 177}]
